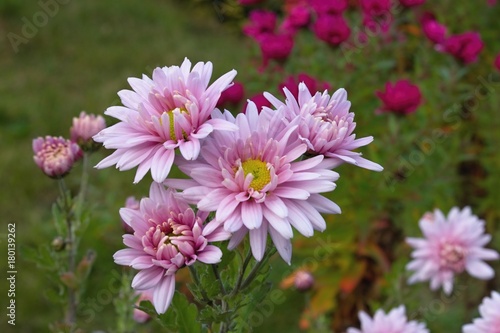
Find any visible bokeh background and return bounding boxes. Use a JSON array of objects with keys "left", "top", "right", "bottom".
[{"left": 1, "top": 0, "right": 500, "bottom": 332}]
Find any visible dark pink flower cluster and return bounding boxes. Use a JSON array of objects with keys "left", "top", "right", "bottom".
[{"left": 420, "top": 12, "right": 484, "bottom": 64}]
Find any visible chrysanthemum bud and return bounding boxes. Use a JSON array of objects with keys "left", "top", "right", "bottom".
[
  {"left": 33, "top": 136, "right": 82, "bottom": 178},
  {"left": 294, "top": 270, "right": 314, "bottom": 291},
  {"left": 70, "top": 111, "right": 106, "bottom": 152}
]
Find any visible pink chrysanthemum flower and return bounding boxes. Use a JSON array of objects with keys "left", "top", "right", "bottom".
[
  {"left": 167, "top": 103, "right": 341, "bottom": 264},
  {"left": 347, "top": 306, "right": 429, "bottom": 333},
  {"left": 406, "top": 207, "right": 499, "bottom": 294},
  {"left": 33, "top": 136, "right": 82, "bottom": 178},
  {"left": 94, "top": 58, "right": 238, "bottom": 183},
  {"left": 463, "top": 291, "right": 500, "bottom": 333},
  {"left": 264, "top": 83, "right": 383, "bottom": 171},
  {"left": 114, "top": 183, "right": 230, "bottom": 314}
]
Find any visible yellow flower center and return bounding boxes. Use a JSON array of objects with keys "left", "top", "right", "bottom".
[
  {"left": 159, "top": 108, "right": 188, "bottom": 141},
  {"left": 241, "top": 159, "right": 271, "bottom": 191}
]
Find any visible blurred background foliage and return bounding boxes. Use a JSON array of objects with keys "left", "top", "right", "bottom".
[{"left": 1, "top": 0, "right": 499, "bottom": 332}]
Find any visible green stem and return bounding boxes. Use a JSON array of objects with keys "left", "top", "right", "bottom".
[
  {"left": 240, "top": 247, "right": 276, "bottom": 291},
  {"left": 229, "top": 250, "right": 253, "bottom": 298},
  {"left": 58, "top": 178, "right": 77, "bottom": 328},
  {"left": 76, "top": 152, "right": 89, "bottom": 219},
  {"left": 188, "top": 265, "right": 211, "bottom": 304},
  {"left": 212, "top": 264, "right": 227, "bottom": 295}
]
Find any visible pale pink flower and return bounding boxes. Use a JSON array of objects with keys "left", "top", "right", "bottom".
[
  {"left": 406, "top": 207, "right": 499, "bottom": 294},
  {"left": 463, "top": 291, "right": 500, "bottom": 333},
  {"left": 93, "top": 58, "right": 238, "bottom": 183},
  {"left": 70, "top": 111, "right": 106, "bottom": 151},
  {"left": 33, "top": 136, "right": 82, "bottom": 178},
  {"left": 347, "top": 306, "right": 429, "bottom": 333},
  {"left": 166, "top": 103, "right": 341, "bottom": 264},
  {"left": 264, "top": 83, "right": 383, "bottom": 171},
  {"left": 114, "top": 183, "right": 230, "bottom": 314}
]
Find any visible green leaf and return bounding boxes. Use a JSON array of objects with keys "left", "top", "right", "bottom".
[{"left": 171, "top": 291, "right": 202, "bottom": 333}]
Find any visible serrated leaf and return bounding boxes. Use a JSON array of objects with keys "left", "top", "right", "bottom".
[{"left": 171, "top": 291, "right": 202, "bottom": 333}]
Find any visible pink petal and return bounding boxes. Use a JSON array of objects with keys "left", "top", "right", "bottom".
[
  {"left": 153, "top": 275, "right": 176, "bottom": 314},
  {"left": 228, "top": 227, "right": 248, "bottom": 250},
  {"left": 114, "top": 248, "right": 144, "bottom": 265},
  {"left": 249, "top": 223, "right": 268, "bottom": 261},
  {"left": 216, "top": 194, "right": 240, "bottom": 222},
  {"left": 273, "top": 187, "right": 310, "bottom": 200},
  {"left": 268, "top": 226, "right": 292, "bottom": 264},
  {"left": 242, "top": 201, "right": 263, "bottom": 229},
  {"left": 132, "top": 267, "right": 165, "bottom": 290},
  {"left": 466, "top": 260, "right": 495, "bottom": 279},
  {"left": 263, "top": 194, "right": 288, "bottom": 218},
  {"left": 150, "top": 148, "right": 175, "bottom": 183},
  {"left": 197, "top": 245, "right": 223, "bottom": 264},
  {"left": 263, "top": 208, "right": 293, "bottom": 239}
]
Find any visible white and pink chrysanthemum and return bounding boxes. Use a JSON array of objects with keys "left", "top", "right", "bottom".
[
  {"left": 346, "top": 306, "right": 429, "bottom": 333},
  {"left": 114, "top": 182, "right": 230, "bottom": 314},
  {"left": 94, "top": 58, "right": 238, "bottom": 183},
  {"left": 406, "top": 207, "right": 499, "bottom": 294},
  {"left": 462, "top": 291, "right": 500, "bottom": 333},
  {"left": 264, "top": 83, "right": 383, "bottom": 171},
  {"left": 166, "top": 102, "right": 341, "bottom": 264}
]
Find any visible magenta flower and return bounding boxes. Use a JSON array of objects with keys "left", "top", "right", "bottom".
[
  {"left": 376, "top": 79, "right": 422, "bottom": 115},
  {"left": 33, "top": 136, "right": 82, "bottom": 178},
  {"left": 494, "top": 53, "right": 500, "bottom": 72},
  {"left": 167, "top": 104, "right": 341, "bottom": 263},
  {"left": 463, "top": 291, "right": 500, "bottom": 333},
  {"left": 406, "top": 207, "right": 499, "bottom": 294},
  {"left": 70, "top": 111, "right": 106, "bottom": 151},
  {"left": 217, "top": 81, "right": 245, "bottom": 108},
  {"left": 362, "top": 13, "right": 393, "bottom": 35},
  {"left": 313, "top": 14, "right": 351, "bottom": 46},
  {"left": 265, "top": 83, "right": 383, "bottom": 171},
  {"left": 278, "top": 73, "right": 331, "bottom": 100},
  {"left": 288, "top": 3, "right": 311, "bottom": 26},
  {"left": 444, "top": 32, "right": 484, "bottom": 64},
  {"left": 93, "top": 58, "right": 237, "bottom": 183},
  {"left": 114, "top": 183, "right": 230, "bottom": 314},
  {"left": 242, "top": 93, "right": 273, "bottom": 114},
  {"left": 243, "top": 10, "right": 277, "bottom": 41},
  {"left": 280, "top": 4, "right": 311, "bottom": 34},
  {"left": 347, "top": 306, "right": 429, "bottom": 333},
  {"left": 421, "top": 13, "right": 448, "bottom": 45},
  {"left": 309, "top": 0, "right": 348, "bottom": 15},
  {"left": 360, "top": 0, "right": 392, "bottom": 16},
  {"left": 259, "top": 33, "right": 294, "bottom": 67},
  {"left": 399, "top": 0, "right": 426, "bottom": 7}
]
